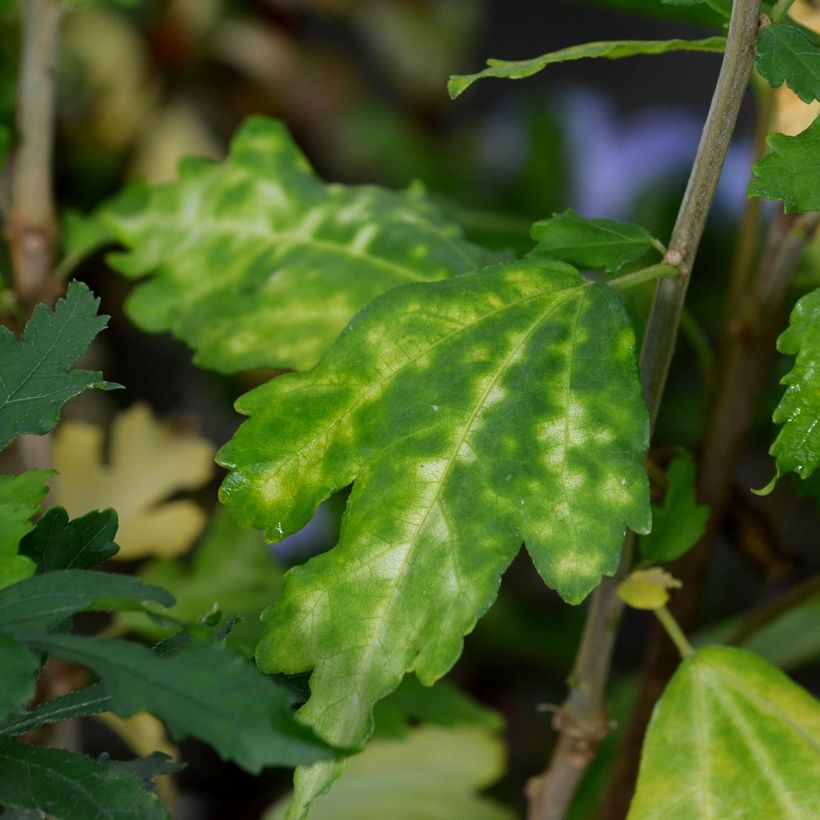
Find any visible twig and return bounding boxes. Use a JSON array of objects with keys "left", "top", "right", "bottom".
[{"left": 525, "top": 3, "right": 762, "bottom": 818}]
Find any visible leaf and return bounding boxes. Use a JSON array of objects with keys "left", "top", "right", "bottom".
[
  {"left": 218, "top": 257, "right": 650, "bottom": 812},
  {"left": 0, "top": 739, "right": 169, "bottom": 820},
  {"left": 628, "top": 646, "right": 820, "bottom": 819},
  {"left": 447, "top": 37, "right": 726, "bottom": 98},
  {"left": 0, "top": 281, "right": 119, "bottom": 451},
  {"left": 114, "top": 508, "right": 280, "bottom": 653},
  {"left": 0, "top": 570, "right": 173, "bottom": 636},
  {"left": 757, "top": 287, "right": 820, "bottom": 493},
  {"left": 0, "top": 682, "right": 111, "bottom": 737},
  {"left": 530, "top": 210, "right": 663, "bottom": 274},
  {"left": 0, "top": 635, "right": 38, "bottom": 724},
  {"left": 95, "top": 116, "right": 497, "bottom": 373},
  {"left": 19, "top": 507, "right": 118, "bottom": 573},
  {"left": 748, "top": 116, "right": 820, "bottom": 213},
  {"left": 25, "top": 634, "right": 337, "bottom": 773},
  {"left": 639, "top": 451, "right": 709, "bottom": 564},
  {"left": 617, "top": 568, "right": 682, "bottom": 610},
  {"left": 0, "top": 471, "right": 51, "bottom": 590},
  {"left": 52, "top": 404, "right": 214, "bottom": 560},
  {"left": 756, "top": 22, "right": 820, "bottom": 104},
  {"left": 264, "top": 726, "right": 514, "bottom": 820}
]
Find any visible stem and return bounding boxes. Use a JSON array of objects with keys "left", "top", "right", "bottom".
[
  {"left": 655, "top": 606, "right": 695, "bottom": 659},
  {"left": 526, "top": 3, "right": 762, "bottom": 818}
]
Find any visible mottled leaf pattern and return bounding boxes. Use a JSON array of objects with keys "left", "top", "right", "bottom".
[
  {"left": 629, "top": 646, "right": 820, "bottom": 819},
  {"left": 756, "top": 22, "right": 820, "bottom": 104},
  {"left": 448, "top": 37, "right": 725, "bottom": 98},
  {"left": 219, "top": 257, "right": 650, "bottom": 815},
  {"left": 97, "top": 117, "right": 496, "bottom": 372}
]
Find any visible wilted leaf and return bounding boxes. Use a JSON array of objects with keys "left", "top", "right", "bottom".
[
  {"left": 94, "top": 116, "right": 496, "bottom": 373},
  {"left": 0, "top": 470, "right": 51, "bottom": 589},
  {"left": 629, "top": 646, "right": 820, "bottom": 819},
  {"left": 219, "top": 257, "right": 650, "bottom": 813},
  {"left": 639, "top": 451, "right": 709, "bottom": 564},
  {"left": 0, "top": 281, "right": 118, "bottom": 451},
  {"left": 756, "top": 22, "right": 820, "bottom": 104},
  {"left": 25, "top": 634, "right": 337, "bottom": 773},
  {"left": 19, "top": 507, "right": 118, "bottom": 573},
  {"left": 0, "top": 634, "right": 38, "bottom": 724},
  {"left": 757, "top": 287, "right": 820, "bottom": 493},
  {"left": 749, "top": 116, "right": 820, "bottom": 213},
  {"left": 52, "top": 404, "right": 214, "bottom": 560},
  {"left": 448, "top": 37, "right": 725, "bottom": 98},
  {"left": 0, "top": 739, "right": 169, "bottom": 820},
  {"left": 265, "top": 726, "right": 513, "bottom": 820}
]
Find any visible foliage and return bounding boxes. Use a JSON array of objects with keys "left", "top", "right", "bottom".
[
  {"left": 0, "top": 470, "right": 51, "bottom": 589},
  {"left": 756, "top": 21, "right": 820, "bottom": 104}
]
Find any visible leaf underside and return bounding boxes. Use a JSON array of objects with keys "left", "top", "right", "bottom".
[
  {"left": 218, "top": 257, "right": 650, "bottom": 815},
  {"left": 98, "top": 117, "right": 497, "bottom": 373},
  {"left": 447, "top": 37, "right": 726, "bottom": 98},
  {"left": 629, "top": 646, "right": 820, "bottom": 819},
  {"left": 756, "top": 22, "right": 820, "bottom": 105}
]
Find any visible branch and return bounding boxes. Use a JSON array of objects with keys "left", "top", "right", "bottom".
[{"left": 525, "top": 3, "right": 762, "bottom": 817}]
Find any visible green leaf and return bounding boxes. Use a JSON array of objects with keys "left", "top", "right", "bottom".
[
  {"left": 96, "top": 116, "right": 496, "bottom": 373},
  {"left": 0, "top": 635, "right": 38, "bottom": 724},
  {"left": 757, "top": 287, "right": 820, "bottom": 493},
  {"left": 639, "top": 451, "right": 709, "bottom": 564},
  {"left": 0, "top": 739, "right": 169, "bottom": 820},
  {"left": 0, "top": 682, "right": 111, "bottom": 737},
  {"left": 447, "top": 37, "right": 726, "bottom": 98},
  {"left": 0, "top": 281, "right": 119, "bottom": 451},
  {"left": 218, "top": 257, "right": 650, "bottom": 813},
  {"left": 19, "top": 507, "right": 118, "bottom": 573},
  {"left": 628, "top": 646, "right": 820, "bottom": 819},
  {"left": 25, "top": 634, "right": 337, "bottom": 773},
  {"left": 0, "top": 471, "right": 51, "bottom": 590},
  {"left": 265, "top": 726, "right": 513, "bottom": 820},
  {"left": 530, "top": 210, "right": 664, "bottom": 274},
  {"left": 749, "top": 116, "right": 820, "bottom": 213},
  {"left": 114, "top": 508, "right": 280, "bottom": 654},
  {"left": 756, "top": 22, "right": 820, "bottom": 104},
  {"left": 0, "top": 570, "right": 173, "bottom": 636}
]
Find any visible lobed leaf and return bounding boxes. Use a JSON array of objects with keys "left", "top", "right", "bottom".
[
  {"left": 0, "top": 634, "right": 38, "bottom": 724},
  {"left": 530, "top": 210, "right": 664, "bottom": 274},
  {"left": 758, "top": 287, "right": 820, "bottom": 493},
  {"left": 629, "top": 646, "right": 820, "bottom": 819},
  {"left": 219, "top": 257, "right": 650, "bottom": 813},
  {"left": 0, "top": 281, "right": 118, "bottom": 451},
  {"left": 749, "top": 116, "right": 820, "bottom": 213},
  {"left": 94, "top": 117, "right": 497, "bottom": 373},
  {"left": 25, "top": 634, "right": 337, "bottom": 773},
  {"left": 0, "top": 739, "right": 169, "bottom": 820},
  {"left": 756, "top": 22, "right": 820, "bottom": 104},
  {"left": 0, "top": 470, "right": 52, "bottom": 590},
  {"left": 447, "top": 37, "right": 726, "bottom": 98}
]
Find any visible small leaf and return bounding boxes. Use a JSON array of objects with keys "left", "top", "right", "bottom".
[
  {"left": 629, "top": 646, "right": 820, "bottom": 819},
  {"left": 93, "top": 117, "right": 496, "bottom": 373},
  {"left": 530, "top": 210, "right": 663, "bottom": 274},
  {"left": 617, "top": 568, "right": 682, "bottom": 610},
  {"left": 265, "top": 726, "right": 513, "bottom": 820},
  {"left": 25, "top": 634, "right": 337, "bottom": 772},
  {"left": 756, "top": 22, "right": 820, "bottom": 104},
  {"left": 0, "top": 281, "right": 119, "bottom": 451},
  {"left": 19, "top": 507, "right": 118, "bottom": 572},
  {"left": 749, "top": 116, "right": 820, "bottom": 213},
  {"left": 52, "top": 404, "right": 214, "bottom": 560},
  {"left": 0, "top": 634, "right": 38, "bottom": 724},
  {"left": 0, "top": 570, "right": 173, "bottom": 636},
  {"left": 448, "top": 37, "right": 726, "bottom": 98},
  {"left": 639, "top": 451, "right": 709, "bottom": 564},
  {"left": 0, "top": 739, "right": 169, "bottom": 820},
  {"left": 757, "top": 287, "right": 820, "bottom": 492},
  {"left": 0, "top": 470, "right": 52, "bottom": 589},
  {"left": 0, "top": 682, "right": 111, "bottom": 737}
]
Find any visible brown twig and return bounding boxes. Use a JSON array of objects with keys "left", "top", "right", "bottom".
[{"left": 525, "top": 3, "right": 763, "bottom": 818}]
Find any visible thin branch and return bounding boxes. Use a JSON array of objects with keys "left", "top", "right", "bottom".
[{"left": 525, "top": 3, "right": 762, "bottom": 818}]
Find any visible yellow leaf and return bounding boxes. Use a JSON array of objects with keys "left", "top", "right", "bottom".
[
  {"left": 52, "top": 404, "right": 214, "bottom": 561},
  {"left": 617, "top": 568, "right": 682, "bottom": 610}
]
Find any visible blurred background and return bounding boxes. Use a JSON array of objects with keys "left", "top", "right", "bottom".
[{"left": 1, "top": 1, "right": 818, "bottom": 817}]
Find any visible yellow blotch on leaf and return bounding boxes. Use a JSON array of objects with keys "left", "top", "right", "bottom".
[
  {"left": 617, "top": 568, "right": 682, "bottom": 610},
  {"left": 52, "top": 403, "right": 214, "bottom": 561}
]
